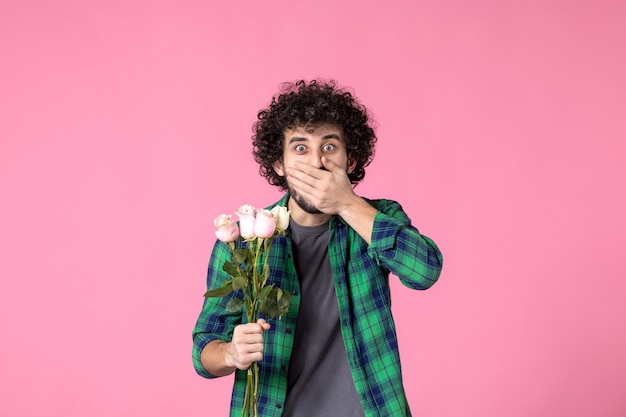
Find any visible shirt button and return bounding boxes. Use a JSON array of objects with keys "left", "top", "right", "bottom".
[
  {"left": 286, "top": 328, "right": 292, "bottom": 334},
  {"left": 276, "top": 404, "right": 282, "bottom": 409},
  {"left": 292, "top": 290, "right": 298, "bottom": 296}
]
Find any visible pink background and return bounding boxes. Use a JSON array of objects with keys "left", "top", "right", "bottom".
[{"left": 1, "top": 1, "right": 625, "bottom": 416}]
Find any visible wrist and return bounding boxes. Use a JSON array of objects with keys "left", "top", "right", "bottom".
[
  {"left": 338, "top": 194, "right": 373, "bottom": 218},
  {"left": 223, "top": 341, "right": 236, "bottom": 369}
]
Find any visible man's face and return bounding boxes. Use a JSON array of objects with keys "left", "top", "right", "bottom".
[{"left": 272, "top": 123, "right": 355, "bottom": 214}]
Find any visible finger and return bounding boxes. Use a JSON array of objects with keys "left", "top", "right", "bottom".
[
  {"left": 235, "top": 323, "right": 265, "bottom": 337},
  {"left": 288, "top": 172, "right": 314, "bottom": 192},
  {"left": 287, "top": 170, "right": 318, "bottom": 196},
  {"left": 232, "top": 330, "right": 263, "bottom": 344},
  {"left": 257, "top": 318, "right": 271, "bottom": 331},
  {"left": 292, "top": 160, "right": 327, "bottom": 179},
  {"left": 320, "top": 156, "right": 338, "bottom": 172},
  {"left": 321, "top": 156, "right": 350, "bottom": 175},
  {"left": 289, "top": 176, "right": 322, "bottom": 203}
]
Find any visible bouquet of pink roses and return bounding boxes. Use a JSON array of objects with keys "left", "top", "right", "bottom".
[{"left": 205, "top": 204, "right": 291, "bottom": 417}]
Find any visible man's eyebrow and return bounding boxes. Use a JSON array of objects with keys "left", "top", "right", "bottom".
[
  {"left": 321, "top": 134, "right": 342, "bottom": 140},
  {"left": 288, "top": 136, "right": 308, "bottom": 144},
  {"left": 288, "top": 134, "right": 342, "bottom": 144}
]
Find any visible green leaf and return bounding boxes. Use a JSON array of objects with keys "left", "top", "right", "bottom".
[
  {"left": 225, "top": 297, "right": 244, "bottom": 313},
  {"left": 277, "top": 290, "right": 291, "bottom": 317},
  {"left": 231, "top": 248, "right": 248, "bottom": 265},
  {"left": 244, "top": 256, "right": 253, "bottom": 274},
  {"left": 222, "top": 261, "right": 239, "bottom": 277},
  {"left": 204, "top": 278, "right": 234, "bottom": 298},
  {"left": 232, "top": 274, "right": 249, "bottom": 290},
  {"left": 258, "top": 286, "right": 291, "bottom": 320},
  {"left": 258, "top": 284, "right": 274, "bottom": 302},
  {"left": 259, "top": 295, "right": 278, "bottom": 319}
]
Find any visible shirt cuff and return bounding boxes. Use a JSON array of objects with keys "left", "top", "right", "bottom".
[
  {"left": 367, "top": 212, "right": 404, "bottom": 261},
  {"left": 192, "top": 333, "right": 221, "bottom": 379}
]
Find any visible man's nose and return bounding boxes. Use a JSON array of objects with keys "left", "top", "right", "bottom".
[{"left": 309, "top": 150, "right": 323, "bottom": 169}]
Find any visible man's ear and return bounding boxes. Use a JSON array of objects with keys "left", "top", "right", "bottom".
[
  {"left": 272, "top": 159, "right": 285, "bottom": 176},
  {"left": 347, "top": 156, "right": 357, "bottom": 174}
]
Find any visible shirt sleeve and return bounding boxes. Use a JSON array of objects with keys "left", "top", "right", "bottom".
[
  {"left": 192, "top": 240, "right": 244, "bottom": 378},
  {"left": 367, "top": 199, "right": 443, "bottom": 290}
]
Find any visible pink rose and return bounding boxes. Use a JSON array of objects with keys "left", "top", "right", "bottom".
[
  {"left": 254, "top": 209, "right": 277, "bottom": 238},
  {"left": 214, "top": 214, "right": 239, "bottom": 243},
  {"left": 214, "top": 214, "right": 233, "bottom": 228},
  {"left": 236, "top": 204, "right": 257, "bottom": 239}
]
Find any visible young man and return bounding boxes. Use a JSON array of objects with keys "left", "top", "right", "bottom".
[{"left": 192, "top": 80, "right": 443, "bottom": 417}]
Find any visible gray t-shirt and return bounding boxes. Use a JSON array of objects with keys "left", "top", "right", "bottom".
[{"left": 281, "top": 219, "right": 365, "bottom": 417}]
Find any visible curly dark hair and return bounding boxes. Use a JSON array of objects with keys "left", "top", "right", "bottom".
[{"left": 252, "top": 79, "right": 377, "bottom": 191}]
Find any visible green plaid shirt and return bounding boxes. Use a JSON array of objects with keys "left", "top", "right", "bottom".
[{"left": 192, "top": 195, "right": 443, "bottom": 417}]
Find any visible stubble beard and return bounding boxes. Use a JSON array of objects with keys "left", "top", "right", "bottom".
[{"left": 287, "top": 184, "right": 323, "bottom": 215}]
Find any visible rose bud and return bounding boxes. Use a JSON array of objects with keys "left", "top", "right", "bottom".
[
  {"left": 254, "top": 209, "right": 277, "bottom": 238},
  {"left": 213, "top": 214, "right": 239, "bottom": 243},
  {"left": 236, "top": 204, "right": 257, "bottom": 239}
]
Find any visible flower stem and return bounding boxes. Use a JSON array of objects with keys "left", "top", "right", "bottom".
[
  {"left": 261, "top": 238, "right": 272, "bottom": 287},
  {"left": 253, "top": 362, "right": 259, "bottom": 417},
  {"left": 242, "top": 367, "right": 251, "bottom": 417},
  {"left": 241, "top": 237, "right": 272, "bottom": 417}
]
